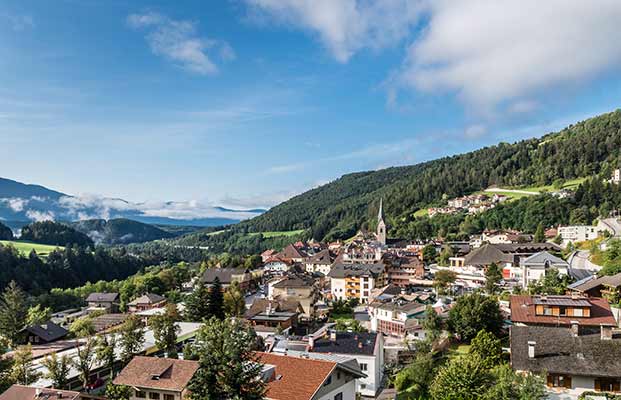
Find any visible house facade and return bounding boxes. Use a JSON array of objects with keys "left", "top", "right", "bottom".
[{"left": 329, "top": 263, "right": 386, "bottom": 303}]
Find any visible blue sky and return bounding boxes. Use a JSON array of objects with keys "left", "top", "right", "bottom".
[{"left": 1, "top": 0, "right": 621, "bottom": 213}]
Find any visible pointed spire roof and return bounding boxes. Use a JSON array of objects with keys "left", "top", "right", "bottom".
[{"left": 378, "top": 198, "right": 385, "bottom": 223}]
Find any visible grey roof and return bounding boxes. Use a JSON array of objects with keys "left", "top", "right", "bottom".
[
  {"left": 328, "top": 263, "right": 385, "bottom": 279},
  {"left": 572, "top": 272, "right": 621, "bottom": 293},
  {"left": 511, "top": 325, "right": 621, "bottom": 377},
  {"left": 25, "top": 321, "right": 68, "bottom": 342},
  {"left": 312, "top": 332, "right": 378, "bottom": 356},
  {"left": 200, "top": 268, "right": 248, "bottom": 284},
  {"left": 307, "top": 249, "right": 333, "bottom": 265},
  {"left": 86, "top": 292, "right": 119, "bottom": 302},
  {"left": 128, "top": 293, "right": 166, "bottom": 306},
  {"left": 520, "top": 251, "right": 568, "bottom": 268},
  {"left": 272, "top": 274, "right": 315, "bottom": 289},
  {"left": 464, "top": 243, "right": 562, "bottom": 266},
  {"left": 533, "top": 295, "right": 591, "bottom": 307}
]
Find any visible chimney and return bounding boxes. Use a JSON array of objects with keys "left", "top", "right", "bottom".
[
  {"left": 527, "top": 341, "right": 536, "bottom": 359},
  {"left": 308, "top": 336, "right": 314, "bottom": 350},
  {"left": 601, "top": 324, "right": 613, "bottom": 341},
  {"left": 570, "top": 320, "right": 580, "bottom": 337},
  {"left": 330, "top": 330, "right": 337, "bottom": 342}
]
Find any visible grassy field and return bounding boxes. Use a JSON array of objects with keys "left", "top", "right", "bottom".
[
  {"left": 517, "top": 177, "right": 586, "bottom": 193},
  {"left": 413, "top": 208, "right": 429, "bottom": 217},
  {"left": 250, "top": 229, "right": 306, "bottom": 238},
  {"left": 0, "top": 240, "right": 63, "bottom": 257}
]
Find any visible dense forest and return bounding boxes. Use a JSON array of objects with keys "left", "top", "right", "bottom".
[
  {"left": 0, "top": 222, "right": 12, "bottom": 240},
  {"left": 0, "top": 243, "right": 147, "bottom": 295},
  {"left": 166, "top": 109, "right": 621, "bottom": 246},
  {"left": 71, "top": 218, "right": 175, "bottom": 245},
  {"left": 20, "top": 220, "right": 94, "bottom": 247}
]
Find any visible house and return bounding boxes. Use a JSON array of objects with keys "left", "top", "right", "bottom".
[
  {"left": 481, "top": 229, "right": 528, "bottom": 244},
  {"left": 305, "top": 249, "right": 335, "bottom": 275},
  {"left": 369, "top": 298, "right": 431, "bottom": 340},
  {"left": 258, "top": 352, "right": 365, "bottom": 400},
  {"left": 85, "top": 292, "right": 120, "bottom": 314},
  {"left": 263, "top": 256, "right": 294, "bottom": 273},
  {"left": 463, "top": 243, "right": 561, "bottom": 273},
  {"left": 245, "top": 299, "right": 304, "bottom": 335},
  {"left": 270, "top": 275, "right": 319, "bottom": 319},
  {"left": 200, "top": 268, "right": 252, "bottom": 290},
  {"left": 261, "top": 249, "right": 277, "bottom": 262},
  {"left": 510, "top": 295, "right": 617, "bottom": 333},
  {"left": 0, "top": 385, "right": 80, "bottom": 400},
  {"left": 21, "top": 321, "right": 68, "bottom": 344},
  {"left": 515, "top": 251, "right": 569, "bottom": 288},
  {"left": 511, "top": 325, "right": 621, "bottom": 396},
  {"left": 128, "top": 293, "right": 167, "bottom": 313},
  {"left": 384, "top": 255, "right": 424, "bottom": 288},
  {"left": 329, "top": 263, "right": 386, "bottom": 303},
  {"left": 277, "top": 244, "right": 307, "bottom": 263},
  {"left": 611, "top": 168, "right": 621, "bottom": 184},
  {"left": 569, "top": 272, "right": 621, "bottom": 298},
  {"left": 558, "top": 225, "right": 599, "bottom": 243},
  {"left": 303, "top": 331, "right": 384, "bottom": 398},
  {"left": 113, "top": 356, "right": 199, "bottom": 400}
]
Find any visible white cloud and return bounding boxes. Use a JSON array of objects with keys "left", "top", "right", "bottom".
[
  {"left": 245, "top": 0, "right": 422, "bottom": 62},
  {"left": 127, "top": 12, "right": 234, "bottom": 75},
  {"left": 25, "top": 210, "right": 54, "bottom": 222},
  {"left": 394, "top": 0, "right": 621, "bottom": 111},
  {"left": 0, "top": 197, "right": 28, "bottom": 212}
]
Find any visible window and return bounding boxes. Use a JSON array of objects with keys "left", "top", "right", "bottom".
[
  {"left": 337, "top": 372, "right": 341, "bottom": 380},
  {"left": 135, "top": 391, "right": 146, "bottom": 398},
  {"left": 164, "top": 395, "right": 175, "bottom": 400},
  {"left": 149, "top": 393, "right": 160, "bottom": 400},
  {"left": 334, "top": 394, "right": 342, "bottom": 400},
  {"left": 324, "top": 376, "right": 332, "bottom": 386},
  {"left": 360, "top": 363, "right": 368, "bottom": 371},
  {"left": 573, "top": 308, "right": 584, "bottom": 317}
]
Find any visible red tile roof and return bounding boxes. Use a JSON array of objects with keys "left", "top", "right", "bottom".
[
  {"left": 113, "top": 356, "right": 199, "bottom": 392},
  {"left": 257, "top": 352, "right": 335, "bottom": 400},
  {"left": 0, "top": 385, "right": 80, "bottom": 400},
  {"left": 509, "top": 295, "right": 616, "bottom": 327}
]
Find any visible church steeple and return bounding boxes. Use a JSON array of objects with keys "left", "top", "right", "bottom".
[{"left": 377, "top": 198, "right": 386, "bottom": 245}]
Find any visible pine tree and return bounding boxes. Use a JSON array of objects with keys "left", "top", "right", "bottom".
[
  {"left": 534, "top": 222, "right": 545, "bottom": 243},
  {"left": 485, "top": 263, "right": 503, "bottom": 294},
  {"left": 207, "top": 277, "right": 225, "bottom": 320},
  {"left": 0, "top": 281, "right": 28, "bottom": 346},
  {"left": 149, "top": 304, "right": 180, "bottom": 358},
  {"left": 185, "top": 280, "right": 211, "bottom": 322}
]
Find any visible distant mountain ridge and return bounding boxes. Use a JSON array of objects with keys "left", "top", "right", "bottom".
[
  {"left": 71, "top": 218, "right": 175, "bottom": 245},
  {"left": 0, "top": 178, "right": 264, "bottom": 228}
]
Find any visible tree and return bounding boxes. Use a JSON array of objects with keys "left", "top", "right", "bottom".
[
  {"left": 105, "top": 383, "right": 131, "bottom": 400},
  {"left": 395, "top": 352, "right": 435, "bottom": 398},
  {"left": 42, "top": 352, "right": 71, "bottom": 388},
  {"left": 485, "top": 263, "right": 503, "bottom": 294},
  {"left": 529, "top": 267, "right": 570, "bottom": 295},
  {"left": 26, "top": 304, "right": 52, "bottom": 326},
  {"left": 187, "top": 318, "right": 265, "bottom": 400},
  {"left": 430, "top": 354, "right": 492, "bottom": 400},
  {"left": 185, "top": 280, "right": 210, "bottom": 322},
  {"left": 69, "top": 316, "right": 95, "bottom": 338},
  {"left": 469, "top": 330, "right": 503, "bottom": 369},
  {"left": 11, "top": 345, "right": 40, "bottom": 385},
  {"left": 73, "top": 338, "right": 96, "bottom": 389},
  {"left": 223, "top": 281, "right": 246, "bottom": 317},
  {"left": 422, "top": 305, "right": 442, "bottom": 342},
  {"left": 448, "top": 293, "right": 503, "bottom": 342},
  {"left": 0, "top": 281, "right": 28, "bottom": 345},
  {"left": 207, "top": 277, "right": 225, "bottom": 320},
  {"left": 483, "top": 364, "right": 547, "bottom": 400},
  {"left": 422, "top": 244, "right": 437, "bottom": 263},
  {"left": 438, "top": 245, "right": 455, "bottom": 266},
  {"left": 95, "top": 335, "right": 117, "bottom": 378},
  {"left": 533, "top": 223, "right": 545, "bottom": 243},
  {"left": 0, "top": 337, "right": 14, "bottom": 392},
  {"left": 433, "top": 270, "right": 457, "bottom": 295},
  {"left": 119, "top": 315, "right": 145, "bottom": 366},
  {"left": 149, "top": 304, "right": 180, "bottom": 358}
]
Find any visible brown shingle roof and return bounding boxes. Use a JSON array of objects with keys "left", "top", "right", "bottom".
[
  {"left": 0, "top": 385, "right": 80, "bottom": 400},
  {"left": 258, "top": 352, "right": 335, "bottom": 400},
  {"left": 509, "top": 295, "right": 616, "bottom": 327},
  {"left": 113, "top": 356, "right": 199, "bottom": 392}
]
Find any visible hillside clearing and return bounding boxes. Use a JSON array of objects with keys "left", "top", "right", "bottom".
[
  {"left": 249, "top": 230, "right": 305, "bottom": 238},
  {"left": 0, "top": 240, "right": 63, "bottom": 257}
]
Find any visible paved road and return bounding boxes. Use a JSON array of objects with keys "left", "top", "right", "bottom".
[{"left": 568, "top": 250, "right": 600, "bottom": 280}]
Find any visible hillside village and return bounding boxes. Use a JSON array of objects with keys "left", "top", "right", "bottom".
[{"left": 2, "top": 180, "right": 621, "bottom": 400}]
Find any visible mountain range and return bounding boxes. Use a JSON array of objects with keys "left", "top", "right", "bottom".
[{"left": 0, "top": 177, "right": 266, "bottom": 231}]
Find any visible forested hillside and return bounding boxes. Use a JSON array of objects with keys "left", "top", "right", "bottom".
[
  {"left": 237, "top": 110, "right": 621, "bottom": 240},
  {"left": 20, "top": 220, "right": 94, "bottom": 247},
  {"left": 71, "top": 218, "right": 174, "bottom": 245}
]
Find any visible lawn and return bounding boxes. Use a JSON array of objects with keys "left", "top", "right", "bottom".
[
  {"left": 517, "top": 177, "right": 586, "bottom": 193},
  {"left": 413, "top": 208, "right": 429, "bottom": 217},
  {"left": 0, "top": 240, "right": 64, "bottom": 257},
  {"left": 249, "top": 229, "right": 306, "bottom": 238}
]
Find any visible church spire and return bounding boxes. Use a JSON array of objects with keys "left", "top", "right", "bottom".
[
  {"left": 378, "top": 198, "right": 385, "bottom": 223},
  {"left": 377, "top": 198, "right": 386, "bottom": 245}
]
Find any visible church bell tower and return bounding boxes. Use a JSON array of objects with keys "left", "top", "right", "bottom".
[{"left": 377, "top": 198, "right": 386, "bottom": 245}]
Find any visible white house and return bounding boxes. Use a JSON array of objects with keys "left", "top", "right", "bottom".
[
  {"left": 557, "top": 225, "right": 599, "bottom": 243},
  {"left": 517, "top": 251, "right": 569, "bottom": 288}
]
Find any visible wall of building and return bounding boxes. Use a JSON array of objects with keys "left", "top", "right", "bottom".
[{"left": 314, "top": 371, "right": 357, "bottom": 400}]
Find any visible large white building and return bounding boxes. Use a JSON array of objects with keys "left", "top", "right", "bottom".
[
  {"left": 328, "top": 263, "right": 386, "bottom": 303},
  {"left": 557, "top": 225, "right": 599, "bottom": 243}
]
